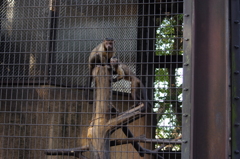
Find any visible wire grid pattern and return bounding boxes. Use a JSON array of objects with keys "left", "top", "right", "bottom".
[
  {"left": 0, "top": 0, "right": 184, "bottom": 159},
  {"left": 53, "top": 0, "right": 137, "bottom": 92},
  {"left": 0, "top": 0, "right": 50, "bottom": 81}
]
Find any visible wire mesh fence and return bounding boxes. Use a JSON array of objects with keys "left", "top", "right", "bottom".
[{"left": 0, "top": 0, "right": 184, "bottom": 158}]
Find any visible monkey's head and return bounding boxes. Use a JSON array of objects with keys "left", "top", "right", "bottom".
[
  {"left": 104, "top": 38, "right": 114, "bottom": 51},
  {"left": 110, "top": 56, "right": 118, "bottom": 62},
  {"left": 110, "top": 56, "right": 119, "bottom": 67}
]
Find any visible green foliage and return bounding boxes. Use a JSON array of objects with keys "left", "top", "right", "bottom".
[
  {"left": 154, "top": 68, "right": 168, "bottom": 101},
  {"left": 154, "top": 68, "right": 183, "bottom": 139},
  {"left": 155, "top": 15, "right": 183, "bottom": 55},
  {"left": 154, "top": 14, "right": 183, "bottom": 146}
]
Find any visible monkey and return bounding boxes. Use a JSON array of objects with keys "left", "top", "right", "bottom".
[
  {"left": 110, "top": 56, "right": 151, "bottom": 111},
  {"left": 88, "top": 38, "right": 116, "bottom": 71},
  {"left": 85, "top": 38, "right": 116, "bottom": 103}
]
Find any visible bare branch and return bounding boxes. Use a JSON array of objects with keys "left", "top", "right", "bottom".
[
  {"left": 106, "top": 103, "right": 145, "bottom": 132},
  {"left": 110, "top": 137, "right": 182, "bottom": 145},
  {"left": 44, "top": 145, "right": 89, "bottom": 159}
]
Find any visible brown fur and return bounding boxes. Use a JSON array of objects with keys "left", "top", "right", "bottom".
[
  {"left": 88, "top": 38, "right": 116, "bottom": 75},
  {"left": 85, "top": 38, "right": 116, "bottom": 103},
  {"left": 110, "top": 56, "right": 148, "bottom": 108}
]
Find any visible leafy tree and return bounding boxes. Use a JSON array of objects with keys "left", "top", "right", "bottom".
[{"left": 154, "top": 15, "right": 183, "bottom": 150}]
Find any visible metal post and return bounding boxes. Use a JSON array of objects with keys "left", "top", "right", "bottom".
[
  {"left": 182, "top": 0, "right": 193, "bottom": 158},
  {"left": 191, "top": 0, "right": 230, "bottom": 158}
]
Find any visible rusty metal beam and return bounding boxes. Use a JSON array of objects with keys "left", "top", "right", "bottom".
[{"left": 191, "top": 0, "right": 230, "bottom": 159}]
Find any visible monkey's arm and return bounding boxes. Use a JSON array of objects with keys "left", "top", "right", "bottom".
[{"left": 112, "top": 65, "right": 125, "bottom": 82}]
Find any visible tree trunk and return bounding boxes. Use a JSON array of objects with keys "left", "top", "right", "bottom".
[{"left": 87, "top": 65, "right": 111, "bottom": 159}]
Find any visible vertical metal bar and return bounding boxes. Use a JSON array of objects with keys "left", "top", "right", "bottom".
[
  {"left": 137, "top": 0, "right": 156, "bottom": 105},
  {"left": 0, "top": 0, "right": 2, "bottom": 31},
  {"left": 137, "top": 0, "right": 157, "bottom": 152},
  {"left": 47, "top": 0, "right": 59, "bottom": 85},
  {"left": 231, "top": 0, "right": 240, "bottom": 158},
  {"left": 182, "top": 0, "right": 193, "bottom": 158},
  {"left": 192, "top": 0, "right": 230, "bottom": 158}
]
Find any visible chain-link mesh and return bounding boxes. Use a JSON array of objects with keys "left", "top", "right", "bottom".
[
  {"left": 53, "top": 0, "right": 138, "bottom": 92},
  {"left": 0, "top": 0, "right": 184, "bottom": 158},
  {"left": 0, "top": 0, "right": 50, "bottom": 81}
]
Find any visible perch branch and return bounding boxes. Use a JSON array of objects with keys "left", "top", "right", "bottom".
[
  {"left": 110, "top": 105, "right": 145, "bottom": 157},
  {"left": 45, "top": 66, "right": 165, "bottom": 158},
  {"left": 121, "top": 126, "right": 145, "bottom": 157},
  {"left": 110, "top": 135, "right": 182, "bottom": 145},
  {"left": 44, "top": 145, "right": 89, "bottom": 159},
  {"left": 87, "top": 65, "right": 112, "bottom": 159},
  {"left": 106, "top": 103, "right": 145, "bottom": 132}
]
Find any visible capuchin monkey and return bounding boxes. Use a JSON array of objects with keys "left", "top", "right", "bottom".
[
  {"left": 110, "top": 56, "right": 151, "bottom": 111},
  {"left": 85, "top": 38, "right": 116, "bottom": 103}
]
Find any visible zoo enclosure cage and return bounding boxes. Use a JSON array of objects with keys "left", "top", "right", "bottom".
[{"left": 0, "top": 0, "right": 184, "bottom": 159}]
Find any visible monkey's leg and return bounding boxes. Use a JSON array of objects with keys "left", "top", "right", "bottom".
[
  {"left": 131, "top": 84, "right": 141, "bottom": 107},
  {"left": 139, "top": 84, "right": 151, "bottom": 112},
  {"left": 85, "top": 54, "right": 102, "bottom": 104}
]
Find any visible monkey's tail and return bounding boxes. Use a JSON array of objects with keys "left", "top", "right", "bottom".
[
  {"left": 140, "top": 83, "right": 152, "bottom": 112},
  {"left": 84, "top": 75, "right": 94, "bottom": 104}
]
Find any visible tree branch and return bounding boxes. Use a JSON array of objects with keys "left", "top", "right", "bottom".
[{"left": 44, "top": 145, "right": 89, "bottom": 159}]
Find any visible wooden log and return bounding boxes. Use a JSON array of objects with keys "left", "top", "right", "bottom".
[
  {"left": 87, "top": 65, "right": 111, "bottom": 159},
  {"left": 45, "top": 65, "right": 166, "bottom": 159}
]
